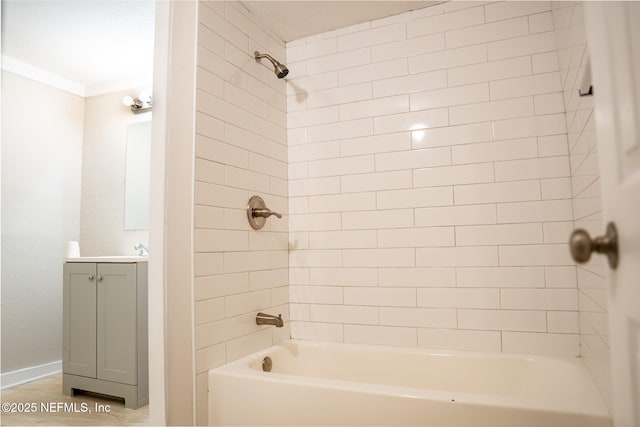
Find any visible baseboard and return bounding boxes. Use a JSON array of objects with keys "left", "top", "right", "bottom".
[{"left": 1, "top": 360, "right": 62, "bottom": 390}]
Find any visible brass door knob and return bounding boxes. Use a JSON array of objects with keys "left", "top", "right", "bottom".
[{"left": 569, "top": 222, "right": 618, "bottom": 269}]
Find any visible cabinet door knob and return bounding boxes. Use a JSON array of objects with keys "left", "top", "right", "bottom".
[
  {"left": 97, "top": 275, "right": 103, "bottom": 282},
  {"left": 88, "top": 275, "right": 94, "bottom": 281}
]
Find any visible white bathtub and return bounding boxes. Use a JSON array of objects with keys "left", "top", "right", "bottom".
[{"left": 209, "top": 340, "right": 610, "bottom": 426}]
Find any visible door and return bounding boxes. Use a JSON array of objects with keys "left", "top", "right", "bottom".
[
  {"left": 63, "top": 263, "right": 97, "bottom": 377},
  {"left": 585, "top": 3, "right": 640, "bottom": 426},
  {"left": 96, "top": 263, "right": 138, "bottom": 385}
]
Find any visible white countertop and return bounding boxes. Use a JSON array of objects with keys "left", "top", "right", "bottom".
[{"left": 65, "top": 256, "right": 148, "bottom": 263}]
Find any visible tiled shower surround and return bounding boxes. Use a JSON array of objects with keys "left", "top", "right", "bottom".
[
  {"left": 552, "top": 1, "right": 610, "bottom": 408},
  {"left": 286, "top": 1, "right": 581, "bottom": 356},
  {"left": 191, "top": 0, "right": 610, "bottom": 422},
  {"left": 192, "top": 2, "right": 289, "bottom": 423}
]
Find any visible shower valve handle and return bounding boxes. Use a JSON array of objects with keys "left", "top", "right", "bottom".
[
  {"left": 247, "top": 195, "right": 283, "bottom": 230},
  {"left": 252, "top": 208, "right": 282, "bottom": 219}
]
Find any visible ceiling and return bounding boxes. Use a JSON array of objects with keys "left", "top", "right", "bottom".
[
  {"left": 241, "top": 1, "right": 440, "bottom": 42},
  {"left": 1, "top": 0, "right": 155, "bottom": 94},
  {"left": 0, "top": 1, "right": 439, "bottom": 93}
]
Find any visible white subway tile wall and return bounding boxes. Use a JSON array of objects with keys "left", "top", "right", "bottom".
[
  {"left": 552, "top": 2, "right": 610, "bottom": 408},
  {"left": 287, "top": 1, "right": 579, "bottom": 357},
  {"left": 194, "top": 2, "right": 288, "bottom": 423}
]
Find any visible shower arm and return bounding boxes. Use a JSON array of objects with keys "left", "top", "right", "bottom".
[{"left": 254, "top": 52, "right": 278, "bottom": 66}]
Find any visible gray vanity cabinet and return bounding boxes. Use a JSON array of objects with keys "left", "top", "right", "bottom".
[
  {"left": 62, "top": 261, "right": 148, "bottom": 409},
  {"left": 63, "top": 263, "right": 97, "bottom": 378}
]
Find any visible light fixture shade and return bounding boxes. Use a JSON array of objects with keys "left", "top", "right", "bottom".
[{"left": 122, "top": 96, "right": 134, "bottom": 106}]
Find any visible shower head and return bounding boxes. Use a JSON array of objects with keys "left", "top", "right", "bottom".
[{"left": 254, "top": 51, "right": 289, "bottom": 79}]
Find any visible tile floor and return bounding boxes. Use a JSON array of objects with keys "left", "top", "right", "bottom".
[{"left": 1, "top": 374, "right": 148, "bottom": 426}]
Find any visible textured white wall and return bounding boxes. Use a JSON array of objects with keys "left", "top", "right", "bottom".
[
  {"left": 552, "top": 1, "right": 610, "bottom": 409},
  {"left": 79, "top": 89, "right": 149, "bottom": 257},
  {"left": 1, "top": 71, "right": 84, "bottom": 372},
  {"left": 286, "top": 1, "right": 580, "bottom": 356},
  {"left": 193, "top": 1, "right": 288, "bottom": 423}
]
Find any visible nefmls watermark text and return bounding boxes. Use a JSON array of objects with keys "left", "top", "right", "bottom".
[
  {"left": 41, "top": 402, "right": 111, "bottom": 413},
  {"left": 1, "top": 401, "right": 111, "bottom": 413}
]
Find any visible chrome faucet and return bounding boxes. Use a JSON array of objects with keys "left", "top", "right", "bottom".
[
  {"left": 256, "top": 312, "right": 284, "bottom": 328},
  {"left": 134, "top": 243, "right": 149, "bottom": 257}
]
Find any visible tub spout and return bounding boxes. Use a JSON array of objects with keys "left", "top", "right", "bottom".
[{"left": 256, "top": 312, "right": 284, "bottom": 327}]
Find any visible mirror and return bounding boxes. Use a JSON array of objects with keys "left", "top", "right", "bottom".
[{"left": 124, "top": 120, "right": 151, "bottom": 230}]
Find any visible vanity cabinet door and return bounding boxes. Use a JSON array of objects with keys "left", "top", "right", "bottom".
[
  {"left": 96, "top": 263, "right": 138, "bottom": 385},
  {"left": 63, "top": 263, "right": 97, "bottom": 378}
]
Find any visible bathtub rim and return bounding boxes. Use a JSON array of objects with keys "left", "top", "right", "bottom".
[{"left": 209, "top": 339, "right": 610, "bottom": 420}]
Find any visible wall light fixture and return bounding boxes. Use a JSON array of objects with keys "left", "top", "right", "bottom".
[{"left": 122, "top": 92, "right": 152, "bottom": 114}]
